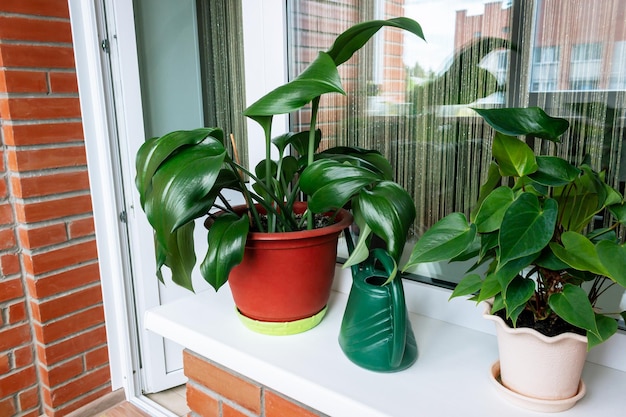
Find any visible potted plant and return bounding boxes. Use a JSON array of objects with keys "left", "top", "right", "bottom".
[
  {"left": 135, "top": 18, "right": 424, "bottom": 334},
  {"left": 403, "top": 106, "right": 626, "bottom": 411}
]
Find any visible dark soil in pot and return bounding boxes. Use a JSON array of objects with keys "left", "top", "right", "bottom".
[{"left": 495, "top": 309, "right": 586, "bottom": 338}]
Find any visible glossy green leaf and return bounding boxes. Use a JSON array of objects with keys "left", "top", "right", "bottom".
[
  {"left": 200, "top": 213, "right": 249, "bottom": 291},
  {"left": 449, "top": 274, "right": 483, "bottom": 300},
  {"left": 473, "top": 107, "right": 569, "bottom": 141},
  {"left": 550, "top": 231, "right": 608, "bottom": 276},
  {"left": 473, "top": 186, "right": 515, "bottom": 233},
  {"left": 554, "top": 167, "right": 605, "bottom": 232},
  {"left": 492, "top": 133, "right": 538, "bottom": 178},
  {"left": 244, "top": 52, "right": 344, "bottom": 120},
  {"left": 274, "top": 130, "right": 322, "bottom": 157},
  {"left": 503, "top": 276, "right": 535, "bottom": 322},
  {"left": 145, "top": 140, "right": 227, "bottom": 249},
  {"left": 356, "top": 181, "right": 416, "bottom": 261},
  {"left": 587, "top": 314, "right": 618, "bottom": 350},
  {"left": 160, "top": 222, "right": 196, "bottom": 292},
  {"left": 608, "top": 202, "right": 626, "bottom": 225},
  {"left": 495, "top": 253, "right": 538, "bottom": 291},
  {"left": 404, "top": 213, "right": 476, "bottom": 268},
  {"left": 477, "top": 272, "right": 502, "bottom": 302},
  {"left": 596, "top": 240, "right": 626, "bottom": 287},
  {"left": 471, "top": 162, "right": 502, "bottom": 220},
  {"left": 499, "top": 193, "right": 557, "bottom": 266},
  {"left": 317, "top": 146, "right": 394, "bottom": 180},
  {"left": 327, "top": 18, "right": 425, "bottom": 66},
  {"left": 549, "top": 284, "right": 599, "bottom": 338},
  {"left": 135, "top": 128, "right": 224, "bottom": 207},
  {"left": 529, "top": 156, "right": 580, "bottom": 186},
  {"left": 343, "top": 223, "right": 373, "bottom": 268},
  {"left": 280, "top": 156, "right": 299, "bottom": 184},
  {"left": 299, "top": 159, "right": 380, "bottom": 212}
]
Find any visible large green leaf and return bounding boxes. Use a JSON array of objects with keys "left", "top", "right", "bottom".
[
  {"left": 473, "top": 186, "right": 515, "bottom": 233},
  {"left": 499, "top": 193, "right": 558, "bottom": 266},
  {"left": 355, "top": 181, "right": 416, "bottom": 262},
  {"left": 327, "top": 18, "right": 425, "bottom": 66},
  {"left": 476, "top": 272, "right": 502, "bottom": 302},
  {"left": 145, "top": 140, "right": 227, "bottom": 248},
  {"left": 135, "top": 128, "right": 224, "bottom": 207},
  {"left": 343, "top": 223, "right": 373, "bottom": 269},
  {"left": 473, "top": 107, "right": 569, "bottom": 141},
  {"left": 554, "top": 167, "right": 605, "bottom": 232},
  {"left": 159, "top": 222, "right": 196, "bottom": 292},
  {"left": 529, "top": 156, "right": 581, "bottom": 187},
  {"left": 549, "top": 284, "right": 599, "bottom": 338},
  {"left": 200, "top": 213, "right": 249, "bottom": 291},
  {"left": 317, "top": 147, "right": 394, "bottom": 180},
  {"left": 503, "top": 276, "right": 535, "bottom": 323},
  {"left": 608, "top": 202, "right": 626, "bottom": 225},
  {"left": 243, "top": 52, "right": 345, "bottom": 120},
  {"left": 587, "top": 314, "right": 618, "bottom": 349},
  {"left": 494, "top": 253, "right": 538, "bottom": 292},
  {"left": 449, "top": 274, "right": 483, "bottom": 299},
  {"left": 299, "top": 159, "right": 381, "bottom": 212},
  {"left": 470, "top": 162, "right": 502, "bottom": 221},
  {"left": 550, "top": 231, "right": 609, "bottom": 276},
  {"left": 492, "top": 132, "right": 538, "bottom": 178},
  {"left": 596, "top": 240, "right": 626, "bottom": 286},
  {"left": 404, "top": 213, "right": 476, "bottom": 269}
]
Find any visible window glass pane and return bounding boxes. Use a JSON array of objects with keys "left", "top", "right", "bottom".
[
  {"left": 286, "top": 0, "right": 626, "bottom": 320},
  {"left": 287, "top": 0, "right": 512, "bottom": 283}
]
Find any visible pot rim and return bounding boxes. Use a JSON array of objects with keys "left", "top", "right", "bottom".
[
  {"left": 215, "top": 202, "right": 353, "bottom": 241},
  {"left": 482, "top": 301, "right": 588, "bottom": 344}
]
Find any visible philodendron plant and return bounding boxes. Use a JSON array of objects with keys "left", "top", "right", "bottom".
[
  {"left": 404, "top": 106, "right": 626, "bottom": 349},
  {"left": 135, "top": 18, "right": 423, "bottom": 292}
]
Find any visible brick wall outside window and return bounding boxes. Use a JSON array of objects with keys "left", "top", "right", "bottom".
[{"left": 0, "top": 1, "right": 111, "bottom": 416}]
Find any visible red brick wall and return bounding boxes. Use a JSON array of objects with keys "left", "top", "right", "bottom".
[
  {"left": 184, "top": 350, "right": 325, "bottom": 417},
  {"left": 0, "top": 1, "right": 111, "bottom": 416}
]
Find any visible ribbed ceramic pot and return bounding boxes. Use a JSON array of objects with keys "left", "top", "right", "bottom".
[{"left": 484, "top": 303, "right": 588, "bottom": 403}]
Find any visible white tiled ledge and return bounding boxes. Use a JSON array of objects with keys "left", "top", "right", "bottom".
[{"left": 145, "top": 268, "right": 626, "bottom": 417}]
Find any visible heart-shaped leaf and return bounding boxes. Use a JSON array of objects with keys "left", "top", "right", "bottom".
[
  {"left": 473, "top": 107, "right": 569, "bottom": 141},
  {"left": 596, "top": 240, "right": 626, "bottom": 286},
  {"left": 499, "top": 193, "right": 557, "bottom": 266},
  {"left": 550, "top": 231, "right": 608, "bottom": 276},
  {"left": 503, "top": 276, "right": 535, "bottom": 322},
  {"left": 492, "top": 132, "right": 538, "bottom": 178},
  {"left": 549, "top": 284, "right": 599, "bottom": 338},
  {"left": 473, "top": 186, "right": 515, "bottom": 233},
  {"left": 587, "top": 314, "right": 618, "bottom": 350},
  {"left": 529, "top": 156, "right": 580, "bottom": 186},
  {"left": 449, "top": 274, "right": 483, "bottom": 299},
  {"left": 404, "top": 213, "right": 476, "bottom": 269}
]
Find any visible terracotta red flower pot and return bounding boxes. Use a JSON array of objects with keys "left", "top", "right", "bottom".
[{"left": 227, "top": 203, "right": 352, "bottom": 330}]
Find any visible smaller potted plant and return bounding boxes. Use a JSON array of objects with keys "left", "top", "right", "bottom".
[
  {"left": 135, "top": 18, "right": 423, "bottom": 334},
  {"left": 403, "top": 106, "right": 626, "bottom": 411}
]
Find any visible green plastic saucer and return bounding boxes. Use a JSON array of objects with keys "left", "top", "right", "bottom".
[{"left": 236, "top": 306, "right": 328, "bottom": 335}]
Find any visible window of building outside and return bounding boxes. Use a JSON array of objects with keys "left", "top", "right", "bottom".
[{"left": 286, "top": 0, "right": 626, "bottom": 319}]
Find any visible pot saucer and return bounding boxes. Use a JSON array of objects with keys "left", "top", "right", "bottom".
[
  {"left": 236, "top": 306, "right": 327, "bottom": 336},
  {"left": 489, "top": 361, "right": 586, "bottom": 413}
]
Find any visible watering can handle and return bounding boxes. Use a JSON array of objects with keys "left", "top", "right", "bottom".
[{"left": 370, "top": 249, "right": 407, "bottom": 368}]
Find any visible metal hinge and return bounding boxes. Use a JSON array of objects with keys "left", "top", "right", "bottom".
[
  {"left": 101, "top": 39, "right": 110, "bottom": 53},
  {"left": 119, "top": 210, "right": 127, "bottom": 223}
]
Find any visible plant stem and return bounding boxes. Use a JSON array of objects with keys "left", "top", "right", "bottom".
[{"left": 306, "top": 97, "right": 321, "bottom": 230}]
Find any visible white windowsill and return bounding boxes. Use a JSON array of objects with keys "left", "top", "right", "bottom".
[{"left": 144, "top": 267, "right": 626, "bottom": 417}]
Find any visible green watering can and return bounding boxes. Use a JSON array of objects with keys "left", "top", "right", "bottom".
[{"left": 338, "top": 230, "right": 417, "bottom": 372}]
